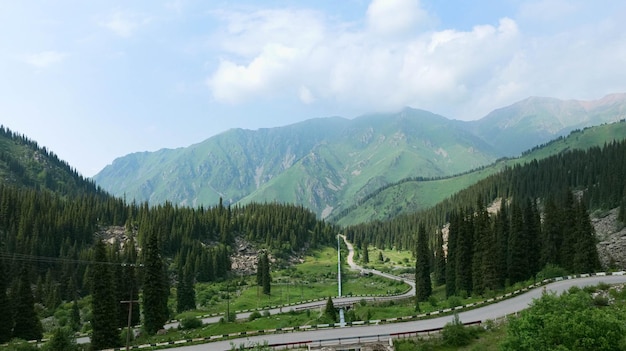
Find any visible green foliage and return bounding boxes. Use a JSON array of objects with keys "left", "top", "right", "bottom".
[
  {"left": 257, "top": 251, "right": 271, "bottom": 296},
  {"left": 324, "top": 296, "right": 337, "bottom": 322},
  {"left": 415, "top": 223, "right": 432, "bottom": 302},
  {"left": 0, "top": 258, "right": 12, "bottom": 343},
  {"left": 535, "top": 264, "right": 567, "bottom": 281},
  {"left": 178, "top": 317, "right": 203, "bottom": 330},
  {"left": 142, "top": 232, "right": 169, "bottom": 335},
  {"left": 90, "top": 241, "right": 120, "bottom": 350},
  {"left": 248, "top": 311, "right": 262, "bottom": 322},
  {"left": 338, "top": 119, "right": 626, "bottom": 225},
  {"left": 43, "top": 327, "right": 78, "bottom": 351},
  {"left": 500, "top": 288, "right": 626, "bottom": 351},
  {"left": 12, "top": 266, "right": 43, "bottom": 341},
  {"left": 442, "top": 313, "right": 474, "bottom": 347}
]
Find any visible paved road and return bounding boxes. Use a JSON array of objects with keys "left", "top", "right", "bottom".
[
  {"left": 158, "top": 274, "right": 626, "bottom": 351},
  {"left": 340, "top": 234, "right": 416, "bottom": 297}
]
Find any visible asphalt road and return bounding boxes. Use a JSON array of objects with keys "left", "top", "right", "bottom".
[{"left": 160, "top": 274, "right": 626, "bottom": 351}]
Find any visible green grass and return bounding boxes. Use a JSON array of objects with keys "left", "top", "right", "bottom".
[
  {"left": 335, "top": 120, "right": 626, "bottom": 226},
  {"left": 175, "top": 247, "right": 410, "bottom": 320}
]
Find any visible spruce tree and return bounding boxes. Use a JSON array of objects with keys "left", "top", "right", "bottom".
[
  {"left": 0, "top": 258, "right": 13, "bottom": 343},
  {"left": 433, "top": 229, "right": 446, "bottom": 286},
  {"left": 176, "top": 263, "right": 196, "bottom": 313},
  {"left": 142, "top": 232, "right": 169, "bottom": 335},
  {"left": 455, "top": 209, "right": 473, "bottom": 295},
  {"left": 90, "top": 240, "right": 120, "bottom": 350},
  {"left": 362, "top": 241, "right": 369, "bottom": 264},
  {"left": 494, "top": 199, "right": 509, "bottom": 288},
  {"left": 572, "top": 199, "right": 600, "bottom": 273},
  {"left": 324, "top": 296, "right": 337, "bottom": 322},
  {"left": 507, "top": 202, "right": 529, "bottom": 284},
  {"left": 12, "top": 265, "right": 43, "bottom": 341},
  {"left": 415, "top": 223, "right": 432, "bottom": 302},
  {"left": 445, "top": 211, "right": 459, "bottom": 297},
  {"left": 261, "top": 252, "right": 271, "bottom": 295}
]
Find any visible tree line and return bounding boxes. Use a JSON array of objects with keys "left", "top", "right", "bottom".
[
  {"left": 345, "top": 140, "right": 626, "bottom": 302},
  {"left": 0, "top": 186, "right": 335, "bottom": 348}
]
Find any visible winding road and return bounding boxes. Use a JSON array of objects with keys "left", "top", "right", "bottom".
[{"left": 155, "top": 236, "right": 626, "bottom": 350}]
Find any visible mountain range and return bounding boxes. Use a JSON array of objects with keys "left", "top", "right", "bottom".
[{"left": 93, "top": 94, "right": 626, "bottom": 219}]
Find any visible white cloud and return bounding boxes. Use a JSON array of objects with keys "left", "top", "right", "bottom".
[
  {"left": 366, "top": 0, "right": 428, "bottom": 35},
  {"left": 100, "top": 10, "right": 152, "bottom": 37},
  {"left": 206, "top": 0, "right": 626, "bottom": 119},
  {"left": 24, "top": 51, "right": 69, "bottom": 68}
]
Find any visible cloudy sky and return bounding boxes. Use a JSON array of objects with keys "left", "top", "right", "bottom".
[{"left": 1, "top": 0, "right": 625, "bottom": 177}]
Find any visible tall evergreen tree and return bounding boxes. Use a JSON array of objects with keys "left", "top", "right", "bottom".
[
  {"left": 572, "top": 199, "right": 600, "bottom": 273},
  {"left": 455, "top": 209, "right": 473, "bottom": 295},
  {"left": 176, "top": 263, "right": 196, "bottom": 313},
  {"left": 324, "top": 296, "right": 337, "bottom": 322},
  {"left": 433, "top": 229, "right": 446, "bottom": 286},
  {"left": 507, "top": 202, "right": 529, "bottom": 284},
  {"left": 415, "top": 223, "right": 432, "bottom": 302},
  {"left": 0, "top": 257, "right": 13, "bottom": 343},
  {"left": 445, "top": 212, "right": 458, "bottom": 297},
  {"left": 90, "top": 240, "right": 120, "bottom": 350},
  {"left": 494, "top": 199, "right": 510, "bottom": 288},
  {"left": 12, "top": 265, "right": 43, "bottom": 341},
  {"left": 142, "top": 232, "right": 169, "bottom": 335},
  {"left": 540, "top": 197, "right": 561, "bottom": 268},
  {"left": 362, "top": 241, "right": 369, "bottom": 264}
]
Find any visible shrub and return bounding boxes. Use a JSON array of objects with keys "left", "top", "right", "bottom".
[
  {"left": 442, "top": 314, "right": 473, "bottom": 347},
  {"left": 179, "top": 316, "right": 203, "bottom": 330},
  {"left": 248, "top": 311, "right": 262, "bottom": 322}
]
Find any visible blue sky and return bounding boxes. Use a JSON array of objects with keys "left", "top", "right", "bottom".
[{"left": 1, "top": 0, "right": 625, "bottom": 177}]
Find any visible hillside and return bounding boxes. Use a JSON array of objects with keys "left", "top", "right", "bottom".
[
  {"left": 333, "top": 120, "right": 626, "bottom": 226},
  {"left": 0, "top": 125, "right": 105, "bottom": 198},
  {"left": 93, "top": 94, "right": 626, "bottom": 220},
  {"left": 95, "top": 108, "right": 498, "bottom": 217}
]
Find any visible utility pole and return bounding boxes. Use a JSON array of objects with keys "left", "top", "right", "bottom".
[{"left": 120, "top": 286, "right": 139, "bottom": 351}]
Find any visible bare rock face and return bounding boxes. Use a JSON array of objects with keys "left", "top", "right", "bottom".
[{"left": 593, "top": 208, "right": 626, "bottom": 270}]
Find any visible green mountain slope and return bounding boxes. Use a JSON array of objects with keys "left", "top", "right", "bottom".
[
  {"left": 93, "top": 94, "right": 626, "bottom": 220},
  {"left": 465, "top": 93, "right": 626, "bottom": 155},
  {"left": 333, "top": 119, "right": 626, "bottom": 226},
  {"left": 95, "top": 109, "right": 498, "bottom": 217},
  {"left": 0, "top": 125, "right": 105, "bottom": 198}
]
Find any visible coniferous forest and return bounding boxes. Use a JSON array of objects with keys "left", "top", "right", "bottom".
[{"left": 1, "top": 124, "right": 626, "bottom": 348}]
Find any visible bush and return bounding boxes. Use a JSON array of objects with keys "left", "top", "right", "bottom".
[
  {"left": 536, "top": 264, "right": 567, "bottom": 281},
  {"left": 447, "top": 295, "right": 462, "bottom": 308},
  {"left": 442, "top": 314, "right": 473, "bottom": 347},
  {"left": 248, "top": 311, "right": 262, "bottom": 322},
  {"left": 179, "top": 317, "right": 203, "bottom": 330}
]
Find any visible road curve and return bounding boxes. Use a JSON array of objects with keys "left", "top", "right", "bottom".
[
  {"left": 156, "top": 274, "right": 626, "bottom": 351},
  {"left": 340, "top": 234, "right": 416, "bottom": 297}
]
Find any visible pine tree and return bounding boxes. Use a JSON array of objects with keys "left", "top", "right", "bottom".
[
  {"left": 142, "top": 232, "right": 169, "bottom": 335},
  {"left": 455, "top": 209, "right": 473, "bottom": 295},
  {"left": 507, "top": 202, "right": 529, "bottom": 284},
  {"left": 324, "top": 296, "right": 337, "bottom": 322},
  {"left": 90, "top": 240, "right": 120, "bottom": 349},
  {"left": 261, "top": 252, "right": 271, "bottom": 295},
  {"left": 540, "top": 197, "right": 561, "bottom": 268},
  {"left": 176, "top": 263, "right": 196, "bottom": 313},
  {"left": 0, "top": 258, "right": 12, "bottom": 343},
  {"left": 572, "top": 199, "right": 601, "bottom": 273},
  {"left": 494, "top": 199, "right": 509, "bottom": 288},
  {"left": 433, "top": 229, "right": 446, "bottom": 286},
  {"left": 12, "top": 265, "right": 43, "bottom": 341},
  {"left": 362, "top": 241, "right": 369, "bottom": 264},
  {"left": 415, "top": 223, "right": 432, "bottom": 302},
  {"left": 445, "top": 211, "right": 459, "bottom": 297}
]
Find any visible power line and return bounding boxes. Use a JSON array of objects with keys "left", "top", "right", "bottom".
[{"left": 0, "top": 251, "right": 142, "bottom": 267}]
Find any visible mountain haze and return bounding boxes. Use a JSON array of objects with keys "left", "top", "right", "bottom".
[{"left": 94, "top": 94, "right": 626, "bottom": 218}]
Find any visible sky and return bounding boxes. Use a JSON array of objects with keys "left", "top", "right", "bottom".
[{"left": 1, "top": 0, "right": 625, "bottom": 177}]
